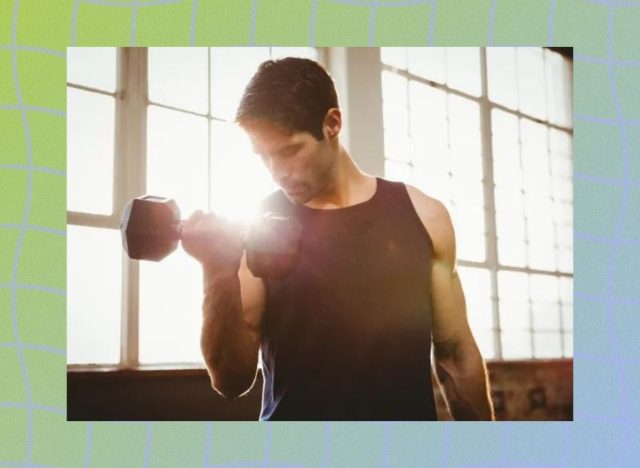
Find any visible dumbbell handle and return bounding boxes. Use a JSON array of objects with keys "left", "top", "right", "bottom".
[{"left": 172, "top": 221, "right": 251, "bottom": 249}]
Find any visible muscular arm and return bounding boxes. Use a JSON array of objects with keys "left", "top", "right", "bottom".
[
  {"left": 407, "top": 185, "right": 495, "bottom": 421},
  {"left": 200, "top": 252, "right": 265, "bottom": 399}
]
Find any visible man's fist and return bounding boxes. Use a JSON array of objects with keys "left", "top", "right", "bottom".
[{"left": 181, "top": 211, "right": 244, "bottom": 276}]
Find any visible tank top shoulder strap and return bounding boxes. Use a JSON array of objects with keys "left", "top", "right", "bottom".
[{"left": 374, "top": 178, "right": 435, "bottom": 251}]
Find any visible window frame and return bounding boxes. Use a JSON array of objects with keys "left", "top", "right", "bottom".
[{"left": 377, "top": 47, "right": 573, "bottom": 361}]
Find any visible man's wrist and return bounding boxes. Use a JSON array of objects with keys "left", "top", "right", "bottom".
[{"left": 202, "top": 266, "right": 239, "bottom": 292}]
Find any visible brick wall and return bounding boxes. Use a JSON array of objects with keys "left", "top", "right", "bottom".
[{"left": 433, "top": 359, "right": 573, "bottom": 421}]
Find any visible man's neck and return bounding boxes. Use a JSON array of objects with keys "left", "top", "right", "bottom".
[{"left": 304, "top": 148, "right": 375, "bottom": 209}]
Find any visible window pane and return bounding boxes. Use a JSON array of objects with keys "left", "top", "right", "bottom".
[
  {"left": 149, "top": 47, "right": 208, "bottom": 114},
  {"left": 452, "top": 199, "right": 486, "bottom": 262},
  {"left": 67, "top": 88, "right": 115, "bottom": 215},
  {"left": 553, "top": 200, "right": 573, "bottom": 228},
  {"left": 446, "top": 47, "right": 481, "bottom": 96},
  {"left": 495, "top": 187, "right": 527, "bottom": 267},
  {"left": 411, "top": 170, "right": 452, "bottom": 204},
  {"left": 408, "top": 47, "right": 445, "bottom": 84},
  {"left": 556, "top": 224, "right": 573, "bottom": 250},
  {"left": 549, "top": 127, "right": 572, "bottom": 156},
  {"left": 139, "top": 251, "right": 203, "bottom": 364},
  {"left": 67, "top": 226, "right": 121, "bottom": 364},
  {"left": 530, "top": 273, "right": 560, "bottom": 302},
  {"left": 531, "top": 303, "right": 561, "bottom": 331},
  {"left": 497, "top": 235, "right": 527, "bottom": 268},
  {"left": 211, "top": 47, "right": 270, "bottom": 121},
  {"left": 487, "top": 47, "right": 517, "bottom": 109},
  {"left": 211, "top": 120, "right": 276, "bottom": 221},
  {"left": 528, "top": 238, "right": 557, "bottom": 272},
  {"left": 552, "top": 176, "right": 573, "bottom": 203},
  {"left": 562, "top": 304, "right": 573, "bottom": 331},
  {"left": 560, "top": 277, "right": 573, "bottom": 304},
  {"left": 551, "top": 154, "right": 572, "bottom": 179},
  {"left": 501, "top": 331, "right": 532, "bottom": 359},
  {"left": 384, "top": 130, "right": 411, "bottom": 164},
  {"left": 520, "top": 118, "right": 549, "bottom": 175},
  {"left": 523, "top": 173, "right": 553, "bottom": 201},
  {"left": 381, "top": 47, "right": 408, "bottom": 70},
  {"left": 448, "top": 94, "right": 481, "bottom": 178},
  {"left": 457, "top": 266, "right": 493, "bottom": 331},
  {"left": 474, "top": 329, "right": 496, "bottom": 360},
  {"left": 382, "top": 71, "right": 408, "bottom": 135},
  {"left": 533, "top": 331, "right": 562, "bottom": 358},
  {"left": 385, "top": 160, "right": 411, "bottom": 182},
  {"left": 452, "top": 177, "right": 484, "bottom": 207},
  {"left": 545, "top": 49, "right": 573, "bottom": 127},
  {"left": 558, "top": 248, "right": 573, "bottom": 273},
  {"left": 409, "top": 82, "right": 448, "bottom": 165},
  {"left": 550, "top": 129, "right": 573, "bottom": 182},
  {"left": 498, "top": 271, "right": 529, "bottom": 331},
  {"left": 492, "top": 109, "right": 523, "bottom": 190},
  {"left": 67, "top": 47, "right": 116, "bottom": 92},
  {"left": 563, "top": 331, "right": 573, "bottom": 357},
  {"left": 517, "top": 48, "right": 547, "bottom": 120},
  {"left": 526, "top": 205, "right": 556, "bottom": 272},
  {"left": 147, "top": 106, "right": 208, "bottom": 216}
]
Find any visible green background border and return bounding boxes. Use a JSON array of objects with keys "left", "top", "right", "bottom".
[{"left": 1, "top": 0, "right": 639, "bottom": 466}]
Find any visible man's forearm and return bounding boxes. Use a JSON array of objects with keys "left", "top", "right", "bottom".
[
  {"left": 200, "top": 272, "right": 258, "bottom": 398},
  {"left": 434, "top": 344, "right": 495, "bottom": 421}
]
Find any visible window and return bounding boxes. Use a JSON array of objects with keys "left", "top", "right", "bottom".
[
  {"left": 67, "top": 47, "right": 119, "bottom": 365},
  {"left": 67, "top": 47, "right": 320, "bottom": 367},
  {"left": 380, "top": 47, "right": 573, "bottom": 360}
]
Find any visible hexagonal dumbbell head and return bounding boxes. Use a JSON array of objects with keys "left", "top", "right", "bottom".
[
  {"left": 120, "top": 196, "right": 181, "bottom": 262},
  {"left": 245, "top": 213, "right": 303, "bottom": 279}
]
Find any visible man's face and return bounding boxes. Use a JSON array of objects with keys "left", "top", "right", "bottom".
[{"left": 241, "top": 119, "right": 335, "bottom": 205}]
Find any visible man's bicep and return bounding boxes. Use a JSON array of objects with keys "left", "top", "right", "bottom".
[
  {"left": 430, "top": 259, "right": 472, "bottom": 358},
  {"left": 404, "top": 184, "right": 475, "bottom": 358}
]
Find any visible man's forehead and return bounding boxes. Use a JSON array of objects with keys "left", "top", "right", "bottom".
[{"left": 242, "top": 122, "right": 303, "bottom": 154}]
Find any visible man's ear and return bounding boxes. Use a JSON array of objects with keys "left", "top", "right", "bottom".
[{"left": 323, "top": 107, "right": 342, "bottom": 140}]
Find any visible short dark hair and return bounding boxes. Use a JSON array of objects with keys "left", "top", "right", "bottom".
[{"left": 235, "top": 57, "right": 339, "bottom": 141}]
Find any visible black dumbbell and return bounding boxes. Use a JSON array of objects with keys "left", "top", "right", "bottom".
[{"left": 120, "top": 195, "right": 303, "bottom": 280}]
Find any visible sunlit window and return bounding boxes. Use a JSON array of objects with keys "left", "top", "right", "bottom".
[
  {"left": 381, "top": 47, "right": 573, "bottom": 360},
  {"left": 67, "top": 48, "right": 119, "bottom": 365},
  {"left": 67, "top": 226, "right": 121, "bottom": 364},
  {"left": 68, "top": 47, "right": 319, "bottom": 366}
]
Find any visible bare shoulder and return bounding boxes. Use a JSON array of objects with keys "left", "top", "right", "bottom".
[{"left": 404, "top": 184, "right": 456, "bottom": 264}]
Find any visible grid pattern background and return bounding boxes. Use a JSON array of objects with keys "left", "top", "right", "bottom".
[{"left": 1, "top": 0, "right": 639, "bottom": 466}]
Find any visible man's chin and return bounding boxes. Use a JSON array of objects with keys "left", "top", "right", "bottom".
[{"left": 284, "top": 189, "right": 310, "bottom": 205}]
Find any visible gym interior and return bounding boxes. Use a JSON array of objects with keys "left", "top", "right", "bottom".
[{"left": 67, "top": 47, "right": 573, "bottom": 421}]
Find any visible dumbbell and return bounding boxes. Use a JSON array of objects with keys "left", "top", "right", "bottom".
[{"left": 120, "top": 195, "right": 303, "bottom": 280}]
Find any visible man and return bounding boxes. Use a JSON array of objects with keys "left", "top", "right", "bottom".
[{"left": 182, "top": 57, "right": 494, "bottom": 421}]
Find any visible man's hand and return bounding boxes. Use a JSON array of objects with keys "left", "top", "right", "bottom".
[{"left": 181, "top": 211, "right": 244, "bottom": 277}]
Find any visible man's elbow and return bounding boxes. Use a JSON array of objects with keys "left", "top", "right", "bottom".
[
  {"left": 208, "top": 370, "right": 256, "bottom": 400},
  {"left": 434, "top": 335, "right": 486, "bottom": 379}
]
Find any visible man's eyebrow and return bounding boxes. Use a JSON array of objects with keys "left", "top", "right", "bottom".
[{"left": 253, "top": 142, "right": 301, "bottom": 156}]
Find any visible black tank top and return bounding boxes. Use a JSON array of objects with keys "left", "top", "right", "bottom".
[{"left": 258, "top": 177, "right": 438, "bottom": 420}]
